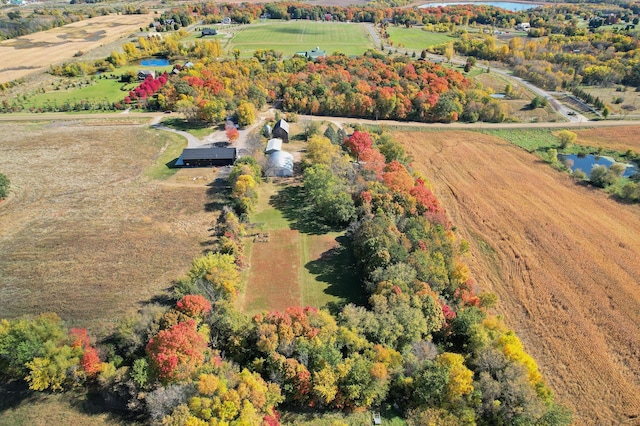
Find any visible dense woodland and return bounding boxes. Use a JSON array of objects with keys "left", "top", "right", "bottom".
[{"left": 0, "top": 131, "right": 572, "bottom": 425}]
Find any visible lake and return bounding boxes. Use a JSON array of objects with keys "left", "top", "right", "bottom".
[
  {"left": 558, "top": 153, "right": 639, "bottom": 178},
  {"left": 140, "top": 58, "right": 170, "bottom": 67},
  {"left": 420, "top": 2, "right": 542, "bottom": 11}
]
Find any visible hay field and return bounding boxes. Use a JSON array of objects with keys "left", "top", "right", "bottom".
[
  {"left": 396, "top": 130, "right": 640, "bottom": 425},
  {"left": 0, "top": 119, "right": 213, "bottom": 337},
  {"left": 0, "top": 13, "right": 152, "bottom": 84}
]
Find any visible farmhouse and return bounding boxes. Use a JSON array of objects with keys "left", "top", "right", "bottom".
[
  {"left": 515, "top": 22, "right": 531, "bottom": 31},
  {"left": 201, "top": 28, "right": 217, "bottom": 36},
  {"left": 176, "top": 147, "right": 237, "bottom": 167},
  {"left": 265, "top": 138, "right": 283, "bottom": 154},
  {"left": 265, "top": 150, "right": 294, "bottom": 177},
  {"left": 272, "top": 119, "right": 289, "bottom": 143}
]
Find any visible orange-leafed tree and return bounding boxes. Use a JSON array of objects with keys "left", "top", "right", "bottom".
[
  {"left": 176, "top": 294, "right": 212, "bottom": 319},
  {"left": 146, "top": 320, "right": 208, "bottom": 383}
]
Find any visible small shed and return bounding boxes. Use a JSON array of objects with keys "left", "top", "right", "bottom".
[
  {"left": 177, "top": 147, "right": 236, "bottom": 167},
  {"left": 266, "top": 150, "right": 294, "bottom": 177},
  {"left": 265, "top": 138, "right": 282, "bottom": 154},
  {"left": 138, "top": 70, "right": 155, "bottom": 81},
  {"left": 272, "top": 119, "right": 289, "bottom": 143}
]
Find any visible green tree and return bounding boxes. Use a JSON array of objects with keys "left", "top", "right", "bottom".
[{"left": 0, "top": 173, "right": 10, "bottom": 199}]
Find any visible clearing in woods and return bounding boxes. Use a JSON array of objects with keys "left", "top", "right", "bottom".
[
  {"left": 243, "top": 181, "right": 361, "bottom": 315},
  {"left": 395, "top": 129, "right": 640, "bottom": 425},
  {"left": 0, "top": 13, "right": 152, "bottom": 84},
  {"left": 0, "top": 119, "right": 215, "bottom": 337}
]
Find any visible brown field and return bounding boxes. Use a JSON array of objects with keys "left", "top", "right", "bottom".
[
  {"left": 0, "top": 119, "right": 214, "bottom": 337},
  {"left": 244, "top": 229, "right": 302, "bottom": 313},
  {"left": 0, "top": 13, "right": 152, "bottom": 84},
  {"left": 572, "top": 125, "right": 640, "bottom": 152},
  {"left": 396, "top": 130, "right": 640, "bottom": 425}
]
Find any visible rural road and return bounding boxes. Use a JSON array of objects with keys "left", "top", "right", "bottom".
[{"left": 1, "top": 111, "right": 639, "bottom": 130}]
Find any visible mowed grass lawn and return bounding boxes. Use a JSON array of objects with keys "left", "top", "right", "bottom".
[
  {"left": 23, "top": 78, "right": 134, "bottom": 109},
  {"left": 243, "top": 181, "right": 362, "bottom": 315},
  {"left": 229, "top": 21, "right": 374, "bottom": 57},
  {"left": 386, "top": 27, "right": 454, "bottom": 50}
]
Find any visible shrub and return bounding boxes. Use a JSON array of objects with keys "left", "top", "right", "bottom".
[{"left": 0, "top": 173, "right": 10, "bottom": 199}]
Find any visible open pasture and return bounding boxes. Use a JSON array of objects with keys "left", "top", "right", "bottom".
[
  {"left": 396, "top": 129, "right": 640, "bottom": 425},
  {"left": 0, "top": 119, "right": 213, "bottom": 337},
  {"left": 243, "top": 182, "right": 360, "bottom": 315},
  {"left": 21, "top": 78, "right": 135, "bottom": 109},
  {"left": 228, "top": 21, "right": 374, "bottom": 57},
  {"left": 385, "top": 26, "right": 454, "bottom": 50},
  {"left": 0, "top": 13, "right": 152, "bottom": 84}
]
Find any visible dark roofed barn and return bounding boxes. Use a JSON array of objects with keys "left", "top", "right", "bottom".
[
  {"left": 177, "top": 147, "right": 236, "bottom": 167},
  {"left": 272, "top": 119, "right": 289, "bottom": 143},
  {"left": 201, "top": 28, "right": 217, "bottom": 36}
]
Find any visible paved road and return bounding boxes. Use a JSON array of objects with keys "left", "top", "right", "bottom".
[{"left": 1, "top": 110, "right": 639, "bottom": 130}]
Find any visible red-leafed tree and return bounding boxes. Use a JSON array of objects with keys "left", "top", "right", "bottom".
[
  {"left": 176, "top": 294, "right": 212, "bottom": 318},
  {"left": 226, "top": 125, "right": 239, "bottom": 142},
  {"left": 146, "top": 320, "right": 208, "bottom": 383},
  {"left": 69, "top": 328, "right": 102, "bottom": 377},
  {"left": 345, "top": 131, "right": 372, "bottom": 163}
]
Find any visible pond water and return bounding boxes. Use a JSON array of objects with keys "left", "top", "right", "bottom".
[
  {"left": 490, "top": 93, "right": 506, "bottom": 99},
  {"left": 140, "top": 58, "right": 170, "bottom": 67},
  {"left": 558, "top": 153, "right": 639, "bottom": 178},
  {"left": 420, "top": 2, "right": 542, "bottom": 11}
]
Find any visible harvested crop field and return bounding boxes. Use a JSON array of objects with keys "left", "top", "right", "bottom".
[
  {"left": 572, "top": 125, "right": 640, "bottom": 152},
  {"left": 0, "top": 119, "right": 213, "bottom": 338},
  {"left": 0, "top": 13, "right": 152, "bottom": 84},
  {"left": 396, "top": 130, "right": 640, "bottom": 425}
]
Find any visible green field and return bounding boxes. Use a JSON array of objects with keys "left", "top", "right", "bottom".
[
  {"left": 228, "top": 21, "right": 374, "bottom": 57},
  {"left": 244, "top": 182, "right": 362, "bottom": 314},
  {"left": 23, "top": 78, "right": 134, "bottom": 109},
  {"left": 386, "top": 27, "right": 454, "bottom": 50}
]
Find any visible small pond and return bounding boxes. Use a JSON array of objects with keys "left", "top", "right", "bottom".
[
  {"left": 490, "top": 93, "right": 507, "bottom": 99},
  {"left": 558, "top": 153, "right": 639, "bottom": 178},
  {"left": 140, "top": 58, "right": 170, "bottom": 67},
  {"left": 420, "top": 2, "right": 542, "bottom": 11}
]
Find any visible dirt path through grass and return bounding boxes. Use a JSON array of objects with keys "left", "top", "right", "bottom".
[{"left": 397, "top": 130, "right": 640, "bottom": 425}]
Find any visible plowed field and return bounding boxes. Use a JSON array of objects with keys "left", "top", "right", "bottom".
[{"left": 396, "top": 130, "right": 640, "bottom": 425}]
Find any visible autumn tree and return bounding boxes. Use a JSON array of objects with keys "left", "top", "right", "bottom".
[
  {"left": 237, "top": 101, "right": 256, "bottom": 127},
  {"left": 557, "top": 130, "right": 577, "bottom": 149},
  {"left": 146, "top": 320, "right": 208, "bottom": 383},
  {"left": 345, "top": 131, "right": 373, "bottom": 163},
  {"left": 225, "top": 122, "right": 239, "bottom": 143}
]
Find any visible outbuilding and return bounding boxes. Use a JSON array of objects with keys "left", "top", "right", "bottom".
[
  {"left": 265, "top": 150, "right": 294, "bottom": 177},
  {"left": 176, "top": 147, "right": 237, "bottom": 167},
  {"left": 272, "top": 119, "right": 289, "bottom": 143},
  {"left": 265, "top": 138, "right": 282, "bottom": 154}
]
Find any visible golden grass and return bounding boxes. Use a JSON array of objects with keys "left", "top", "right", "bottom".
[{"left": 0, "top": 119, "right": 214, "bottom": 338}]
